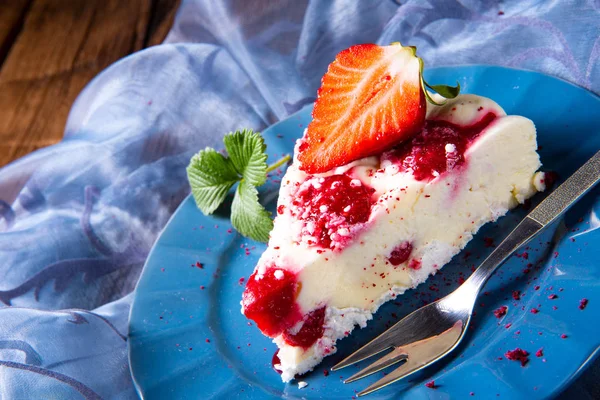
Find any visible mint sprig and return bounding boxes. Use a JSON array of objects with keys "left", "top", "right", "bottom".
[{"left": 186, "top": 129, "right": 290, "bottom": 242}]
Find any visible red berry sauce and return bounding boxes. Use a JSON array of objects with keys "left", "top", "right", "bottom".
[
  {"left": 505, "top": 348, "right": 529, "bottom": 366},
  {"left": 291, "top": 174, "right": 375, "bottom": 249},
  {"left": 242, "top": 267, "right": 302, "bottom": 337},
  {"left": 282, "top": 306, "right": 326, "bottom": 348},
  {"left": 388, "top": 241, "right": 413, "bottom": 266},
  {"left": 272, "top": 350, "right": 282, "bottom": 374},
  {"left": 382, "top": 112, "right": 497, "bottom": 181}
]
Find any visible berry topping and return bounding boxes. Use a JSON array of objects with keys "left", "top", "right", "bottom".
[
  {"left": 298, "top": 43, "right": 426, "bottom": 173},
  {"left": 579, "top": 298, "right": 589, "bottom": 310},
  {"left": 382, "top": 112, "right": 497, "bottom": 181},
  {"left": 242, "top": 267, "right": 302, "bottom": 337},
  {"left": 408, "top": 259, "right": 422, "bottom": 270},
  {"left": 272, "top": 350, "right": 282, "bottom": 374},
  {"left": 292, "top": 175, "right": 375, "bottom": 249},
  {"left": 388, "top": 241, "right": 413, "bottom": 266},
  {"left": 283, "top": 307, "right": 326, "bottom": 348}
]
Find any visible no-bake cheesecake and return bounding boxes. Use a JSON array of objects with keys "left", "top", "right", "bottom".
[{"left": 241, "top": 43, "right": 545, "bottom": 382}]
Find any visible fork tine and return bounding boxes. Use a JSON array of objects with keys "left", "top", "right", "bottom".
[
  {"left": 355, "top": 320, "right": 465, "bottom": 396},
  {"left": 344, "top": 346, "right": 408, "bottom": 383},
  {"left": 356, "top": 358, "right": 420, "bottom": 397},
  {"left": 333, "top": 303, "right": 437, "bottom": 371},
  {"left": 331, "top": 330, "right": 395, "bottom": 371}
]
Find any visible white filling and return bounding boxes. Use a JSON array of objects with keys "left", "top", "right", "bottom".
[{"left": 244, "top": 94, "right": 545, "bottom": 382}]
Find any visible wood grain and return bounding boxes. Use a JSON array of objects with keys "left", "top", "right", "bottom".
[
  {"left": 0, "top": 1, "right": 33, "bottom": 66},
  {"left": 0, "top": 0, "right": 180, "bottom": 167},
  {"left": 146, "top": 0, "right": 181, "bottom": 46}
]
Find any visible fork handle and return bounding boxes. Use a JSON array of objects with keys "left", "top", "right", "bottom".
[{"left": 465, "top": 150, "right": 600, "bottom": 295}]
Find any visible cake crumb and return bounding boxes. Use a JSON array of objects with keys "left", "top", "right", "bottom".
[
  {"left": 298, "top": 381, "right": 308, "bottom": 389},
  {"left": 493, "top": 306, "right": 508, "bottom": 318},
  {"left": 505, "top": 348, "right": 529, "bottom": 366},
  {"left": 535, "top": 348, "right": 543, "bottom": 357},
  {"left": 425, "top": 380, "right": 436, "bottom": 389}
]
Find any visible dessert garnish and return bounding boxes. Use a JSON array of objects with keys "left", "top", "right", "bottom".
[
  {"left": 297, "top": 43, "right": 459, "bottom": 173},
  {"left": 187, "top": 43, "right": 460, "bottom": 242},
  {"left": 186, "top": 43, "right": 458, "bottom": 241},
  {"left": 186, "top": 129, "right": 290, "bottom": 242}
]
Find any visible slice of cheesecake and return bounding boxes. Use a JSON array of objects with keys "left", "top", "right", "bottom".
[{"left": 240, "top": 44, "right": 545, "bottom": 382}]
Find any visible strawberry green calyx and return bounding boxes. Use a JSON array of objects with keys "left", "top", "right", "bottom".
[
  {"left": 419, "top": 56, "right": 461, "bottom": 106},
  {"left": 394, "top": 42, "right": 460, "bottom": 106}
]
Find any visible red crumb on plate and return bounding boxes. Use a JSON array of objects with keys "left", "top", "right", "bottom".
[
  {"left": 505, "top": 348, "right": 529, "bottom": 366},
  {"left": 535, "top": 348, "right": 544, "bottom": 357},
  {"left": 483, "top": 237, "right": 495, "bottom": 247},
  {"left": 493, "top": 306, "right": 508, "bottom": 318}
]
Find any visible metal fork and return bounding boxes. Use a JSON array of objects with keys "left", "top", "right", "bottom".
[{"left": 332, "top": 150, "right": 600, "bottom": 396}]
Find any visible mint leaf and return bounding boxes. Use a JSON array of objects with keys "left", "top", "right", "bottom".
[
  {"left": 187, "top": 148, "right": 239, "bottom": 215},
  {"left": 231, "top": 181, "right": 273, "bottom": 242},
  {"left": 224, "top": 129, "right": 268, "bottom": 186}
]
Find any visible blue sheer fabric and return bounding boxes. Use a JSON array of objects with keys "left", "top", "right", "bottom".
[{"left": 0, "top": 1, "right": 598, "bottom": 398}]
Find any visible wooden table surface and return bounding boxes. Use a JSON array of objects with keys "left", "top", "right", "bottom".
[{"left": 0, "top": 0, "right": 180, "bottom": 168}]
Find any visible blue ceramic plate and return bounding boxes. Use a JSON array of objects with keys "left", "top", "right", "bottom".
[{"left": 128, "top": 66, "right": 600, "bottom": 399}]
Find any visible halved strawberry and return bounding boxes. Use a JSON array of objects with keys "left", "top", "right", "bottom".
[{"left": 298, "top": 43, "right": 426, "bottom": 174}]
